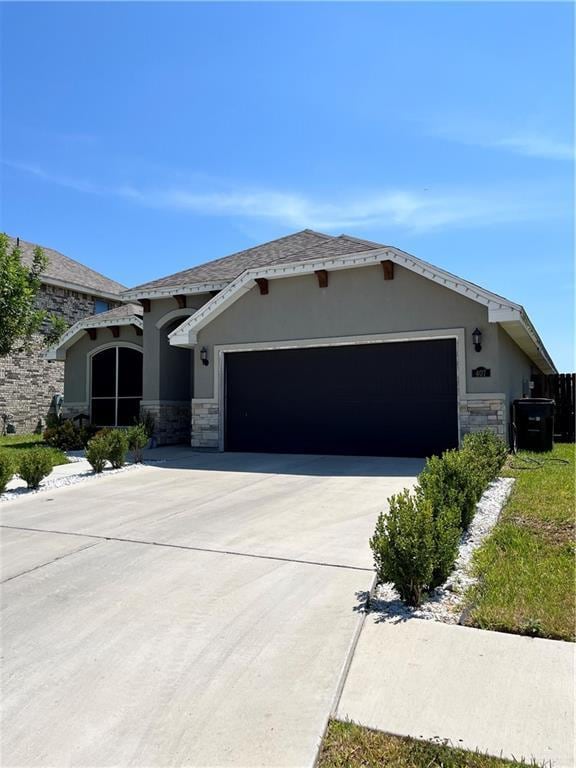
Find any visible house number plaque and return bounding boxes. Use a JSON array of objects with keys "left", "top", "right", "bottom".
[{"left": 472, "top": 366, "right": 491, "bottom": 378}]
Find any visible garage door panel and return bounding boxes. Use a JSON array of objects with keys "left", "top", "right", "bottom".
[{"left": 225, "top": 340, "right": 458, "bottom": 457}]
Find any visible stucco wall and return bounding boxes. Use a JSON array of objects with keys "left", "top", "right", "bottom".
[
  {"left": 498, "top": 325, "right": 536, "bottom": 403},
  {"left": 63, "top": 325, "right": 143, "bottom": 405},
  {"left": 0, "top": 284, "right": 121, "bottom": 433},
  {"left": 141, "top": 296, "right": 208, "bottom": 401},
  {"left": 193, "top": 264, "right": 501, "bottom": 400},
  {"left": 497, "top": 325, "right": 539, "bottom": 438}
]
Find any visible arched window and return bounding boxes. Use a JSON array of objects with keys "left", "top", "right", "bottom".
[{"left": 91, "top": 346, "right": 143, "bottom": 426}]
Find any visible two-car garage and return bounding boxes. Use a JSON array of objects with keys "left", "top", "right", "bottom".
[{"left": 224, "top": 338, "right": 459, "bottom": 458}]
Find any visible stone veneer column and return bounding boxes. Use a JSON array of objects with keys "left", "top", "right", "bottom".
[
  {"left": 140, "top": 401, "right": 191, "bottom": 445},
  {"left": 191, "top": 400, "right": 219, "bottom": 449},
  {"left": 459, "top": 395, "right": 507, "bottom": 442}
]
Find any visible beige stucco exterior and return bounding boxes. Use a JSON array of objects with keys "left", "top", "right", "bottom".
[
  {"left": 59, "top": 261, "right": 539, "bottom": 448},
  {"left": 63, "top": 325, "right": 143, "bottom": 409},
  {"left": 184, "top": 264, "right": 537, "bottom": 448}
]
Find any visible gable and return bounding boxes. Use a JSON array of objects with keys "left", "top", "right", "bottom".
[
  {"left": 195, "top": 263, "right": 489, "bottom": 345},
  {"left": 168, "top": 244, "right": 555, "bottom": 374}
]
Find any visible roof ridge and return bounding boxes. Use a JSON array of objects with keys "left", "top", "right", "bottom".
[
  {"left": 193, "top": 228, "right": 334, "bottom": 266},
  {"left": 125, "top": 229, "right": 333, "bottom": 294},
  {"left": 7, "top": 234, "right": 126, "bottom": 296},
  {"left": 337, "top": 233, "right": 388, "bottom": 248}
]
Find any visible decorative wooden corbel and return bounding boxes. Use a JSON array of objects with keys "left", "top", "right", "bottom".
[
  {"left": 87, "top": 328, "right": 97, "bottom": 341},
  {"left": 110, "top": 326, "right": 120, "bottom": 338},
  {"left": 315, "top": 269, "right": 329, "bottom": 288},
  {"left": 134, "top": 326, "right": 143, "bottom": 336},
  {"left": 174, "top": 294, "right": 187, "bottom": 309},
  {"left": 255, "top": 278, "right": 269, "bottom": 295},
  {"left": 381, "top": 260, "right": 394, "bottom": 280},
  {"left": 140, "top": 299, "right": 151, "bottom": 313}
]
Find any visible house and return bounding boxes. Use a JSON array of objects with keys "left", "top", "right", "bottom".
[
  {"left": 0, "top": 236, "right": 126, "bottom": 433},
  {"left": 47, "top": 230, "right": 556, "bottom": 457}
]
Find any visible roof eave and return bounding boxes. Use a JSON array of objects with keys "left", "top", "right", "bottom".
[
  {"left": 168, "top": 246, "right": 556, "bottom": 375},
  {"left": 41, "top": 276, "right": 125, "bottom": 303},
  {"left": 122, "top": 281, "right": 229, "bottom": 301},
  {"left": 45, "top": 315, "right": 143, "bottom": 361},
  {"left": 169, "top": 246, "right": 521, "bottom": 346},
  {"left": 489, "top": 307, "right": 557, "bottom": 374}
]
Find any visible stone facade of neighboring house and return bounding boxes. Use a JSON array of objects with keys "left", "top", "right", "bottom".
[{"left": 0, "top": 237, "right": 125, "bottom": 434}]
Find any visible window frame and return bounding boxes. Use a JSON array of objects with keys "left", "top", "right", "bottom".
[
  {"left": 94, "top": 299, "right": 111, "bottom": 315},
  {"left": 88, "top": 343, "right": 143, "bottom": 427}
]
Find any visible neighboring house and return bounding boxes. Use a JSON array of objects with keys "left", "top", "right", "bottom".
[
  {"left": 48, "top": 230, "right": 556, "bottom": 456},
  {"left": 0, "top": 236, "right": 126, "bottom": 433}
]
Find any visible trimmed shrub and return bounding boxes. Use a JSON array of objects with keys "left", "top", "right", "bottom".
[
  {"left": 0, "top": 453, "right": 13, "bottom": 493},
  {"left": 105, "top": 429, "right": 129, "bottom": 469},
  {"left": 138, "top": 410, "right": 155, "bottom": 439},
  {"left": 85, "top": 436, "right": 108, "bottom": 473},
  {"left": 44, "top": 420, "right": 83, "bottom": 450},
  {"left": 461, "top": 430, "right": 508, "bottom": 487},
  {"left": 127, "top": 424, "right": 148, "bottom": 463},
  {"left": 370, "top": 490, "right": 435, "bottom": 607},
  {"left": 18, "top": 448, "right": 53, "bottom": 489},
  {"left": 370, "top": 430, "right": 510, "bottom": 607},
  {"left": 431, "top": 504, "right": 461, "bottom": 588},
  {"left": 44, "top": 420, "right": 98, "bottom": 451},
  {"left": 418, "top": 450, "right": 480, "bottom": 531}
]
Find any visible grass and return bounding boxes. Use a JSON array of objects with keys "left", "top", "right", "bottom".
[
  {"left": 0, "top": 433, "right": 69, "bottom": 475},
  {"left": 318, "top": 721, "right": 537, "bottom": 767},
  {"left": 463, "top": 442, "right": 575, "bottom": 642}
]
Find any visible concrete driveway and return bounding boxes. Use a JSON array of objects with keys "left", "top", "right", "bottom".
[{"left": 0, "top": 451, "right": 421, "bottom": 767}]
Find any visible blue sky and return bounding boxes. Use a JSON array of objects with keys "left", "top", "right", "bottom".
[{"left": 1, "top": 2, "right": 573, "bottom": 369}]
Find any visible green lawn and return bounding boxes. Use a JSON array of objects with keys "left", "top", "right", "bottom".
[
  {"left": 464, "top": 443, "right": 575, "bottom": 642},
  {"left": 0, "top": 433, "right": 68, "bottom": 474},
  {"left": 318, "top": 721, "right": 535, "bottom": 767}
]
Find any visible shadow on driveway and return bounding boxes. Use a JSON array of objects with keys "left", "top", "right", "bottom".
[{"left": 144, "top": 447, "right": 425, "bottom": 478}]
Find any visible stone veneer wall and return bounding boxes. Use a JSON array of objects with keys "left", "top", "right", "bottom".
[
  {"left": 0, "top": 284, "right": 120, "bottom": 433},
  {"left": 140, "top": 401, "right": 192, "bottom": 445},
  {"left": 189, "top": 398, "right": 508, "bottom": 451},
  {"left": 191, "top": 401, "right": 219, "bottom": 449},
  {"left": 459, "top": 396, "right": 507, "bottom": 440}
]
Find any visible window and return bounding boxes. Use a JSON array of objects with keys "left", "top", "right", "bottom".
[
  {"left": 91, "top": 347, "right": 143, "bottom": 426},
  {"left": 94, "top": 300, "right": 111, "bottom": 314}
]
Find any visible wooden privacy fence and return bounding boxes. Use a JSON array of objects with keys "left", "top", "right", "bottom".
[{"left": 531, "top": 373, "right": 576, "bottom": 443}]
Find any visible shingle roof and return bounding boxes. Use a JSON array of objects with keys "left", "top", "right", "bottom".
[
  {"left": 7, "top": 236, "right": 126, "bottom": 298},
  {"left": 125, "top": 229, "right": 340, "bottom": 295},
  {"left": 87, "top": 303, "right": 143, "bottom": 323}
]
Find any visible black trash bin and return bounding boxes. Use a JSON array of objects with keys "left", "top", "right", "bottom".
[{"left": 513, "top": 398, "right": 555, "bottom": 452}]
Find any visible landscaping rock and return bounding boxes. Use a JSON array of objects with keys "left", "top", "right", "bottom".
[{"left": 372, "top": 477, "right": 515, "bottom": 624}]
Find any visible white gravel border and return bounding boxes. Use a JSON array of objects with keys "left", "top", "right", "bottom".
[
  {"left": 0, "top": 457, "right": 144, "bottom": 503},
  {"left": 372, "top": 477, "right": 515, "bottom": 624}
]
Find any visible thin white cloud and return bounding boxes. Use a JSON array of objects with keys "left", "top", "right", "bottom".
[
  {"left": 491, "top": 135, "right": 574, "bottom": 161},
  {"left": 5, "top": 161, "right": 568, "bottom": 233},
  {"left": 425, "top": 119, "right": 574, "bottom": 161}
]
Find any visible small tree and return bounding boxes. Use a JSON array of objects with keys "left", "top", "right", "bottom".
[{"left": 0, "top": 234, "right": 67, "bottom": 356}]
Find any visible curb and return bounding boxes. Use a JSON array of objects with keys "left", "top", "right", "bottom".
[{"left": 313, "top": 571, "right": 378, "bottom": 768}]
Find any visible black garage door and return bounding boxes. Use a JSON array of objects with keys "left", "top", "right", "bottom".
[{"left": 224, "top": 339, "right": 458, "bottom": 457}]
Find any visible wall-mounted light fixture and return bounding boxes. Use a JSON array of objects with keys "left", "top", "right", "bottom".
[
  {"left": 472, "top": 328, "right": 482, "bottom": 353},
  {"left": 200, "top": 347, "right": 209, "bottom": 366}
]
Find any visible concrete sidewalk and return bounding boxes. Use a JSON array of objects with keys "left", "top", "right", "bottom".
[{"left": 337, "top": 617, "right": 574, "bottom": 767}]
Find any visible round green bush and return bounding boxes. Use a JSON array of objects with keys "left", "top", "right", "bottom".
[
  {"left": 104, "top": 429, "right": 129, "bottom": 469},
  {"left": 18, "top": 448, "right": 53, "bottom": 489},
  {"left": 370, "top": 490, "right": 435, "bottom": 607},
  {"left": 127, "top": 424, "right": 148, "bottom": 463},
  {"left": 0, "top": 453, "right": 14, "bottom": 494},
  {"left": 85, "top": 436, "right": 108, "bottom": 473}
]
